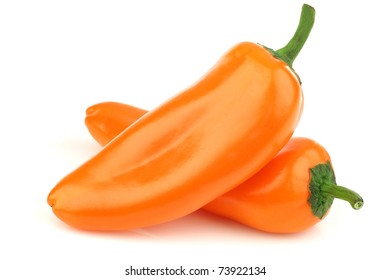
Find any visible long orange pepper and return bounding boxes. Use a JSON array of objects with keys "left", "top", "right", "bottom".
[
  {"left": 48, "top": 4, "right": 314, "bottom": 231},
  {"left": 85, "top": 103, "right": 364, "bottom": 233}
]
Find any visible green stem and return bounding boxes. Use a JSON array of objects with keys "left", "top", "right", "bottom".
[
  {"left": 322, "top": 183, "right": 364, "bottom": 210},
  {"left": 275, "top": 4, "right": 315, "bottom": 68},
  {"left": 308, "top": 161, "right": 364, "bottom": 219}
]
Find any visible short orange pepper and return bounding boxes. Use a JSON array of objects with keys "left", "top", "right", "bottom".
[{"left": 85, "top": 102, "right": 364, "bottom": 233}]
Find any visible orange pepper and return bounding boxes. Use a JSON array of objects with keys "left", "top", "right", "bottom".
[
  {"left": 205, "top": 137, "right": 364, "bottom": 233},
  {"left": 48, "top": 5, "right": 314, "bottom": 231},
  {"left": 85, "top": 102, "right": 148, "bottom": 146},
  {"left": 85, "top": 102, "right": 364, "bottom": 233},
  {"left": 85, "top": 102, "right": 146, "bottom": 147}
]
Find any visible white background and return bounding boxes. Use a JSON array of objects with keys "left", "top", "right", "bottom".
[{"left": 1, "top": 0, "right": 388, "bottom": 279}]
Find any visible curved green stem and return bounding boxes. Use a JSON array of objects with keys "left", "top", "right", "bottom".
[
  {"left": 308, "top": 161, "right": 364, "bottom": 219},
  {"left": 276, "top": 4, "right": 315, "bottom": 68},
  {"left": 322, "top": 183, "right": 364, "bottom": 210}
]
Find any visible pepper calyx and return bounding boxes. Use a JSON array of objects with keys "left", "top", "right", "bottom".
[
  {"left": 308, "top": 161, "right": 364, "bottom": 219},
  {"left": 258, "top": 4, "right": 315, "bottom": 84},
  {"left": 308, "top": 161, "right": 336, "bottom": 219}
]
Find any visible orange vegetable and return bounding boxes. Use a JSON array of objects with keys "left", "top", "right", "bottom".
[
  {"left": 48, "top": 4, "right": 314, "bottom": 231},
  {"left": 205, "top": 137, "right": 363, "bottom": 233},
  {"left": 85, "top": 103, "right": 364, "bottom": 233},
  {"left": 85, "top": 102, "right": 146, "bottom": 146},
  {"left": 85, "top": 102, "right": 147, "bottom": 146}
]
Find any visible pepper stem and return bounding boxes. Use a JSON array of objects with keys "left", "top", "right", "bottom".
[
  {"left": 275, "top": 4, "right": 315, "bottom": 68},
  {"left": 322, "top": 183, "right": 364, "bottom": 210},
  {"left": 308, "top": 161, "right": 364, "bottom": 219}
]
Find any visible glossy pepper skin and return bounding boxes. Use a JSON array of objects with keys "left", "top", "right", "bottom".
[
  {"left": 204, "top": 137, "right": 363, "bottom": 233},
  {"left": 85, "top": 102, "right": 146, "bottom": 146},
  {"left": 48, "top": 42, "right": 302, "bottom": 231},
  {"left": 48, "top": 5, "right": 315, "bottom": 231},
  {"left": 85, "top": 103, "right": 364, "bottom": 233}
]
